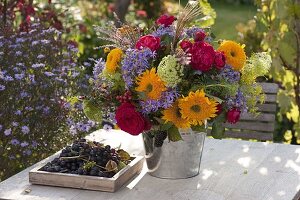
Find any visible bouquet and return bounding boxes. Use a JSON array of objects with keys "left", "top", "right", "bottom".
[{"left": 83, "top": 2, "right": 271, "bottom": 141}]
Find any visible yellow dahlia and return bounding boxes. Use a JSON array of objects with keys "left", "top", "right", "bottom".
[
  {"left": 178, "top": 90, "right": 218, "bottom": 126},
  {"left": 136, "top": 68, "right": 166, "bottom": 100},
  {"left": 105, "top": 48, "right": 123, "bottom": 73},
  {"left": 217, "top": 40, "right": 246, "bottom": 71},
  {"left": 162, "top": 101, "right": 190, "bottom": 129}
]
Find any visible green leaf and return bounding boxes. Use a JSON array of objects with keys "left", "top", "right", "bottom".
[
  {"left": 167, "top": 126, "right": 183, "bottom": 142},
  {"left": 117, "top": 149, "right": 131, "bottom": 161},
  {"left": 68, "top": 96, "right": 79, "bottom": 106},
  {"left": 191, "top": 124, "right": 206, "bottom": 133},
  {"left": 161, "top": 122, "right": 173, "bottom": 131},
  {"left": 83, "top": 100, "right": 102, "bottom": 123},
  {"left": 210, "top": 112, "right": 226, "bottom": 139},
  {"left": 117, "top": 161, "right": 127, "bottom": 171},
  {"left": 277, "top": 90, "right": 292, "bottom": 113}
]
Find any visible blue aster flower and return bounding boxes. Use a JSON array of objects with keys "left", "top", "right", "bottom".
[{"left": 121, "top": 48, "right": 155, "bottom": 88}]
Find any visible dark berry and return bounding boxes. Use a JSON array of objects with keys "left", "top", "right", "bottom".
[
  {"left": 154, "top": 131, "right": 167, "bottom": 147},
  {"left": 90, "top": 170, "right": 97, "bottom": 176}
]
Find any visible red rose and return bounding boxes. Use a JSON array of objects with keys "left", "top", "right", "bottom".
[
  {"left": 136, "top": 10, "right": 147, "bottom": 18},
  {"left": 190, "top": 42, "right": 215, "bottom": 72},
  {"left": 156, "top": 14, "right": 176, "bottom": 27},
  {"left": 214, "top": 51, "right": 226, "bottom": 70},
  {"left": 180, "top": 40, "right": 193, "bottom": 52},
  {"left": 216, "top": 104, "right": 223, "bottom": 115},
  {"left": 226, "top": 108, "right": 241, "bottom": 124},
  {"left": 115, "top": 103, "right": 150, "bottom": 135},
  {"left": 194, "top": 31, "right": 206, "bottom": 42},
  {"left": 135, "top": 35, "right": 161, "bottom": 52}
]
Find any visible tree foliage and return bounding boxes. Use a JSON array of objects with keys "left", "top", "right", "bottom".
[{"left": 255, "top": 0, "right": 300, "bottom": 143}]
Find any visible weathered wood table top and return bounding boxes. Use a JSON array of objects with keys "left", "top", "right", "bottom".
[{"left": 1, "top": 129, "right": 300, "bottom": 200}]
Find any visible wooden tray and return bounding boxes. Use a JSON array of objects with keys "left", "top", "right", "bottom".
[{"left": 29, "top": 156, "right": 144, "bottom": 192}]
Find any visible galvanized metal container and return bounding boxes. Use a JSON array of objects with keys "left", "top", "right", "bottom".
[{"left": 143, "top": 129, "right": 206, "bottom": 179}]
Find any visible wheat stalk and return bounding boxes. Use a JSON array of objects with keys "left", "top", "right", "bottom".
[{"left": 173, "top": 1, "right": 202, "bottom": 50}]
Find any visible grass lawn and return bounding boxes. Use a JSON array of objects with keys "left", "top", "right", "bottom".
[{"left": 210, "top": 2, "right": 257, "bottom": 40}]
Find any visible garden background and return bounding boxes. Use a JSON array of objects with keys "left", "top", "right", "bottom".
[{"left": 0, "top": 0, "right": 299, "bottom": 182}]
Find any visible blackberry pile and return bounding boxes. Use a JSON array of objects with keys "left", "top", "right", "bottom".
[
  {"left": 40, "top": 138, "right": 128, "bottom": 178},
  {"left": 154, "top": 131, "right": 168, "bottom": 147}
]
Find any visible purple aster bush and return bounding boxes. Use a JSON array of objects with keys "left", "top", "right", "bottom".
[{"left": 0, "top": 24, "right": 95, "bottom": 181}]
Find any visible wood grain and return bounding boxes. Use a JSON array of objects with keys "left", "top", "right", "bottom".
[{"left": 0, "top": 130, "right": 299, "bottom": 200}]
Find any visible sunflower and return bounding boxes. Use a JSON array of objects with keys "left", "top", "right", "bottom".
[
  {"left": 136, "top": 68, "right": 166, "bottom": 100},
  {"left": 162, "top": 101, "right": 190, "bottom": 128},
  {"left": 105, "top": 48, "right": 123, "bottom": 73},
  {"left": 217, "top": 40, "right": 246, "bottom": 71},
  {"left": 178, "top": 90, "right": 218, "bottom": 126}
]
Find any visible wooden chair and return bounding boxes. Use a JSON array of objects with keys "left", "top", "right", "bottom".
[{"left": 210, "top": 83, "right": 278, "bottom": 141}]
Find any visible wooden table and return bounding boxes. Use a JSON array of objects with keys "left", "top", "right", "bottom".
[{"left": 1, "top": 129, "right": 300, "bottom": 200}]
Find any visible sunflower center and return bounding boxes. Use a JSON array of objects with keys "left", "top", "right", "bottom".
[
  {"left": 146, "top": 84, "right": 153, "bottom": 92},
  {"left": 190, "top": 105, "right": 201, "bottom": 113},
  {"left": 176, "top": 108, "right": 182, "bottom": 118},
  {"left": 230, "top": 51, "right": 236, "bottom": 57}
]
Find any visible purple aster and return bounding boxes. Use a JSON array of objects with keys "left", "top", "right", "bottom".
[
  {"left": 0, "top": 124, "right": 2, "bottom": 131},
  {"left": 140, "top": 89, "right": 179, "bottom": 114},
  {"left": 83, "top": 62, "right": 91, "bottom": 67},
  {"left": 43, "top": 106, "right": 50, "bottom": 114},
  {"left": 14, "top": 73, "right": 25, "bottom": 80},
  {"left": 103, "top": 124, "right": 113, "bottom": 131},
  {"left": 31, "top": 140, "right": 38, "bottom": 148},
  {"left": 23, "top": 149, "right": 32, "bottom": 156},
  {"left": 31, "top": 63, "right": 45, "bottom": 68},
  {"left": 40, "top": 39, "right": 50, "bottom": 44},
  {"left": 3, "top": 75, "right": 14, "bottom": 81},
  {"left": 152, "top": 26, "right": 175, "bottom": 38},
  {"left": 4, "top": 128, "right": 12, "bottom": 136},
  {"left": 31, "top": 41, "right": 39, "bottom": 46},
  {"left": 28, "top": 74, "right": 35, "bottom": 83},
  {"left": 15, "top": 51, "right": 22, "bottom": 56},
  {"left": 92, "top": 58, "right": 105, "bottom": 80},
  {"left": 44, "top": 72, "right": 55, "bottom": 77},
  {"left": 219, "top": 65, "right": 241, "bottom": 83},
  {"left": 12, "top": 122, "right": 19, "bottom": 126},
  {"left": 0, "top": 84, "right": 5, "bottom": 91},
  {"left": 70, "top": 125, "right": 77, "bottom": 135},
  {"left": 11, "top": 139, "right": 20, "bottom": 146},
  {"left": 20, "top": 91, "right": 29, "bottom": 98},
  {"left": 185, "top": 27, "right": 204, "bottom": 38},
  {"left": 121, "top": 48, "right": 155, "bottom": 88},
  {"left": 20, "top": 141, "right": 29, "bottom": 147},
  {"left": 226, "top": 89, "right": 248, "bottom": 113},
  {"left": 25, "top": 106, "right": 33, "bottom": 111},
  {"left": 21, "top": 126, "right": 30, "bottom": 134},
  {"left": 15, "top": 110, "right": 22, "bottom": 115},
  {"left": 37, "top": 54, "right": 45, "bottom": 59}
]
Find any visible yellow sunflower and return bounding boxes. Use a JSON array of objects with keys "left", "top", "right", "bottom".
[
  {"left": 217, "top": 40, "right": 246, "bottom": 71},
  {"left": 178, "top": 90, "right": 218, "bottom": 126},
  {"left": 136, "top": 68, "right": 166, "bottom": 100},
  {"left": 105, "top": 48, "right": 123, "bottom": 73},
  {"left": 162, "top": 100, "right": 191, "bottom": 129}
]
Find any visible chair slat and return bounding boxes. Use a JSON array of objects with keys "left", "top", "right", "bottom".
[
  {"left": 224, "top": 130, "right": 273, "bottom": 141},
  {"left": 223, "top": 121, "right": 275, "bottom": 132},
  {"left": 260, "top": 82, "right": 279, "bottom": 94},
  {"left": 257, "top": 104, "right": 277, "bottom": 113},
  {"left": 240, "top": 113, "right": 275, "bottom": 122},
  {"left": 265, "top": 94, "right": 277, "bottom": 103}
]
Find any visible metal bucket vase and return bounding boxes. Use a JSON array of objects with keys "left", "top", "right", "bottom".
[{"left": 143, "top": 129, "right": 206, "bottom": 179}]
